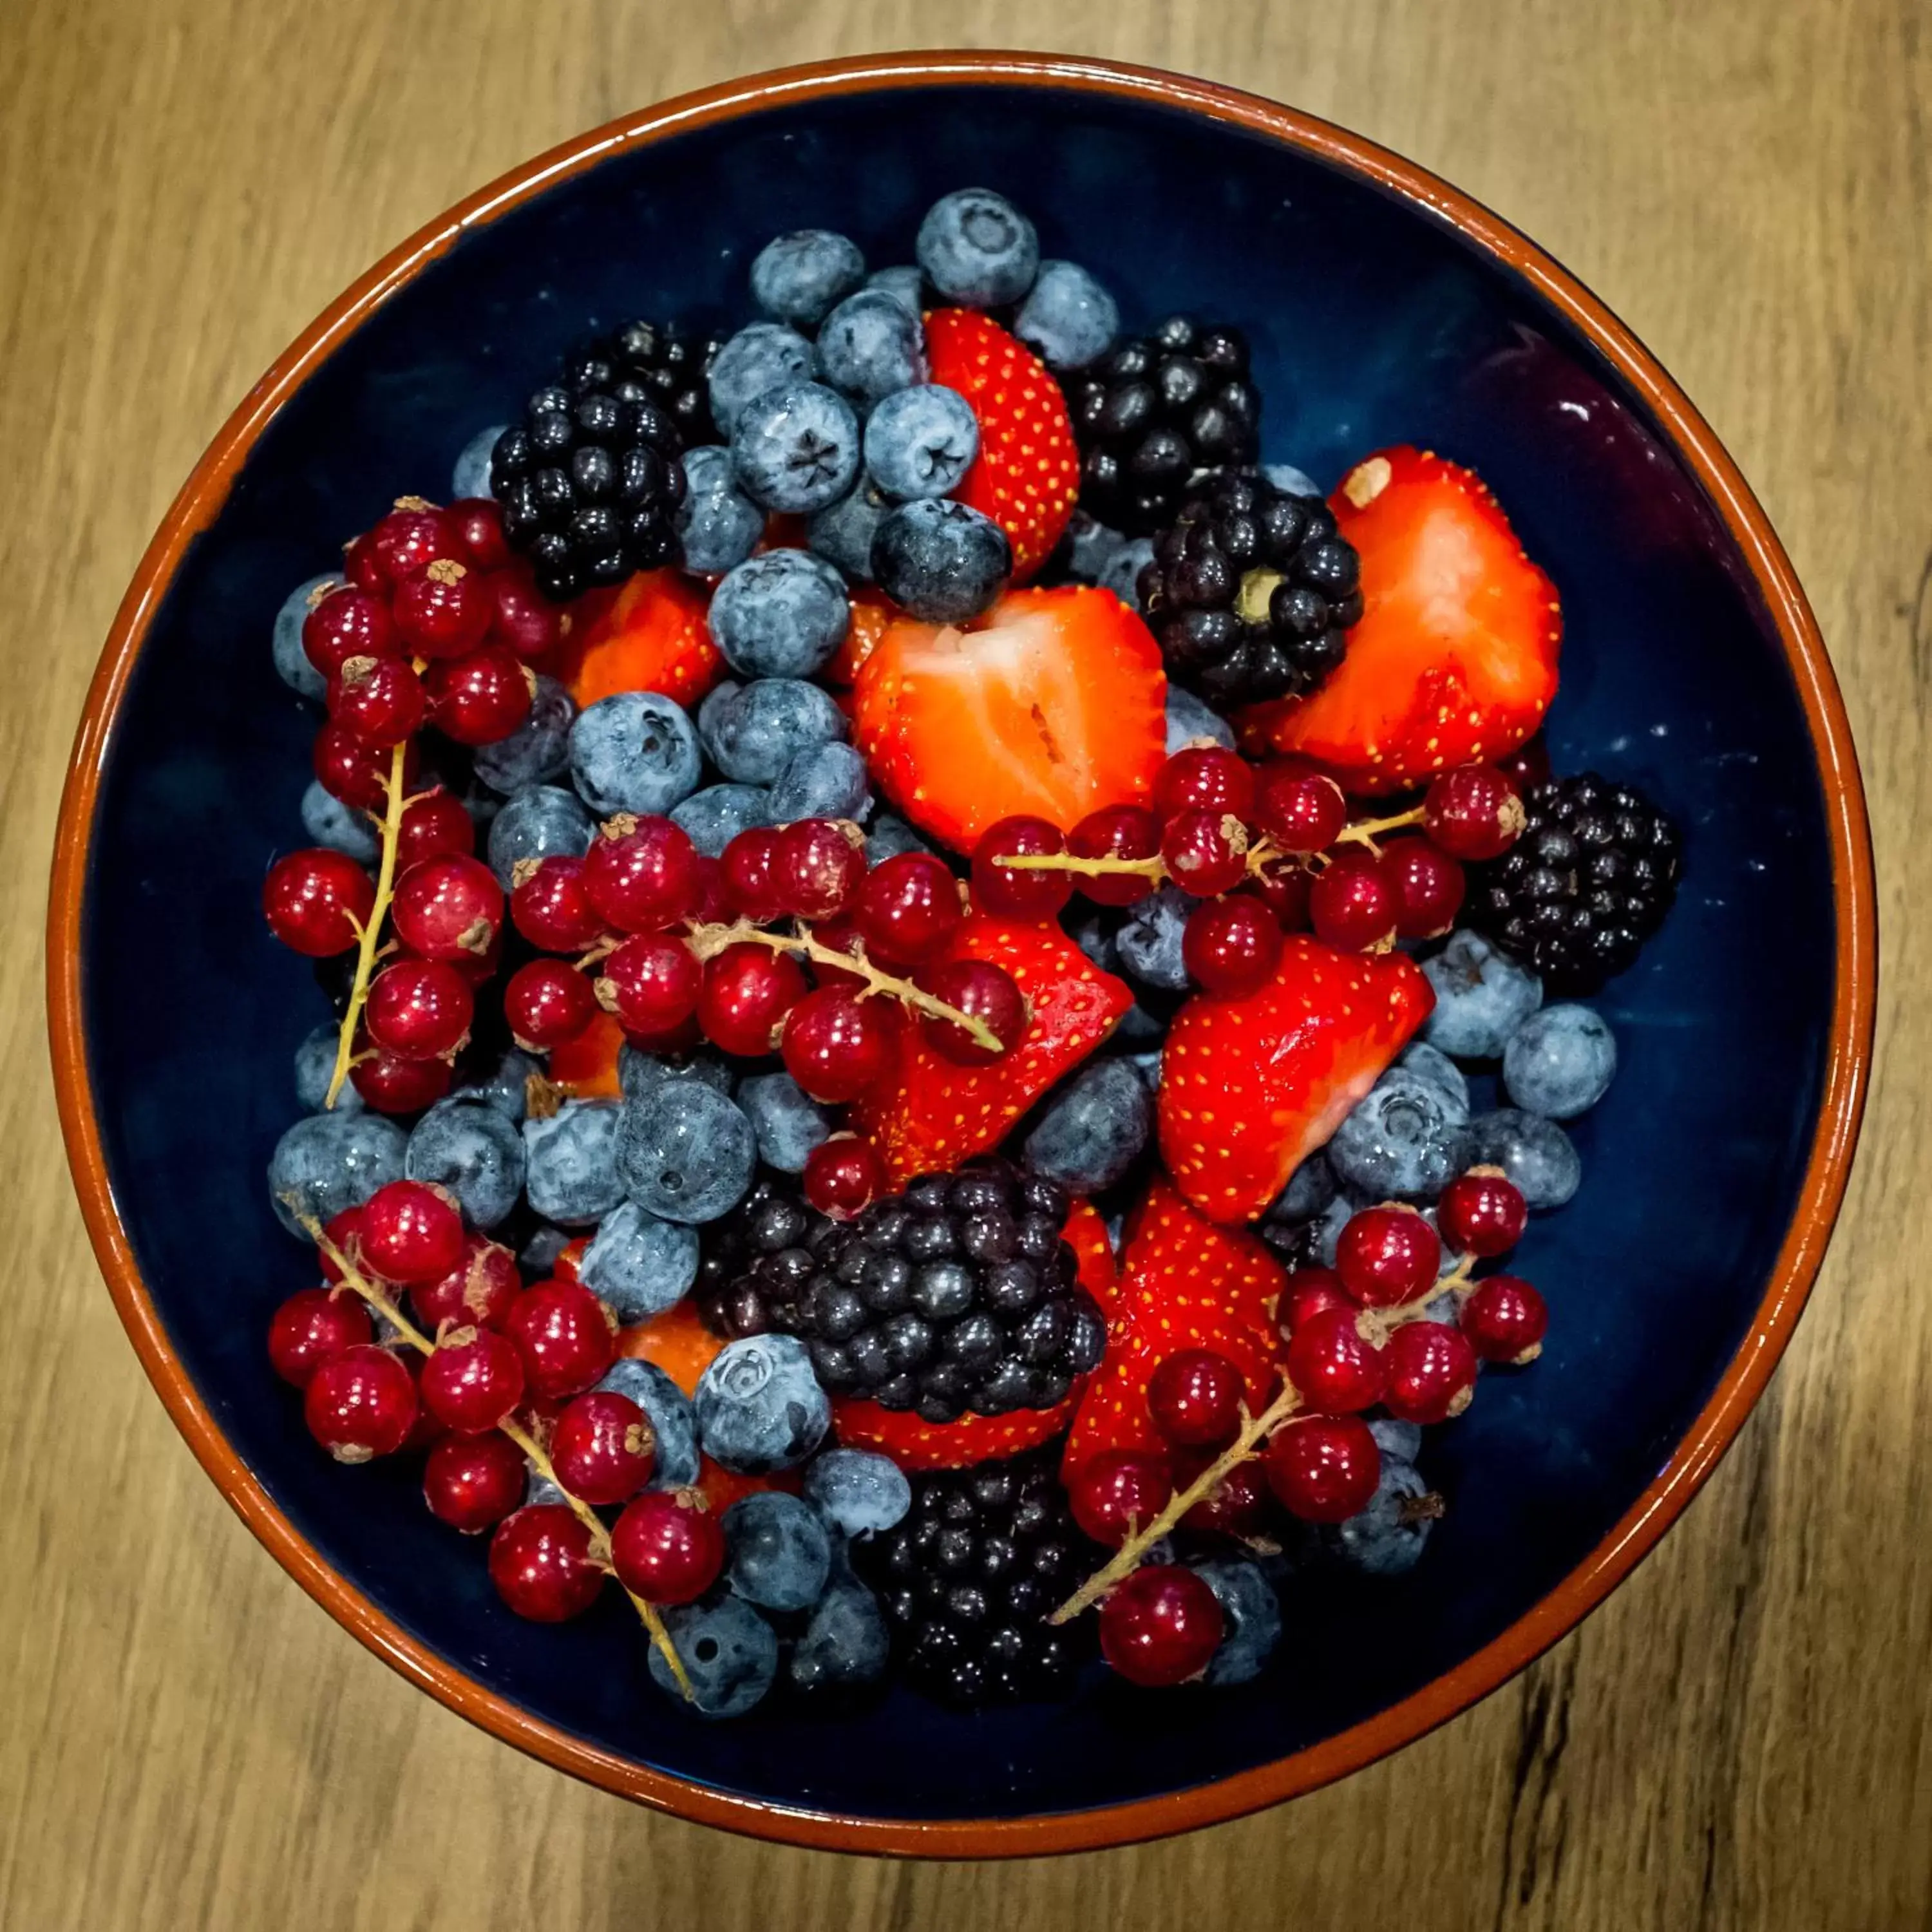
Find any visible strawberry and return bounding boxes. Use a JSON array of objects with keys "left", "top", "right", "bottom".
[
  {"left": 545, "top": 1008, "right": 625, "bottom": 1099},
  {"left": 1159, "top": 935, "right": 1434, "bottom": 1225},
  {"left": 832, "top": 1394, "right": 1077, "bottom": 1472},
  {"left": 851, "top": 586, "right": 1166, "bottom": 853},
  {"left": 619, "top": 1296, "right": 724, "bottom": 1396},
  {"left": 1063, "top": 1180, "right": 1287, "bottom": 1475},
  {"left": 1236, "top": 448, "right": 1560, "bottom": 795},
  {"left": 822, "top": 583, "right": 896, "bottom": 685},
  {"left": 848, "top": 913, "right": 1133, "bottom": 1184},
  {"left": 1062, "top": 1198, "right": 1119, "bottom": 1312},
  {"left": 554, "top": 567, "right": 723, "bottom": 711},
  {"left": 924, "top": 308, "right": 1081, "bottom": 580}
]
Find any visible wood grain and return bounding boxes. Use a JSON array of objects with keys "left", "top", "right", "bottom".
[{"left": 2, "top": 0, "right": 1926, "bottom": 1925}]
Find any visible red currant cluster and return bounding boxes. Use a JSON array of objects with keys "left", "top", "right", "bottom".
[{"left": 970, "top": 745, "right": 1529, "bottom": 995}]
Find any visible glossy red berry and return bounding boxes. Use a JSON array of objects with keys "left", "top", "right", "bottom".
[
  {"left": 697, "top": 942, "right": 807, "bottom": 1057},
  {"left": 392, "top": 855, "right": 504, "bottom": 963},
  {"left": 394, "top": 558, "right": 493, "bottom": 659},
  {"left": 1309, "top": 848, "right": 1399, "bottom": 952},
  {"left": 916, "top": 958, "right": 1025, "bottom": 1065},
  {"left": 303, "top": 585, "right": 397, "bottom": 679},
  {"left": 1255, "top": 766, "right": 1347, "bottom": 853},
  {"left": 1264, "top": 1413, "right": 1381, "bottom": 1522},
  {"left": 449, "top": 497, "right": 511, "bottom": 571},
  {"left": 773, "top": 817, "right": 866, "bottom": 920},
  {"left": 423, "top": 1432, "right": 526, "bottom": 1534},
  {"left": 263, "top": 848, "right": 375, "bottom": 958},
  {"left": 267, "top": 1287, "right": 373, "bottom": 1388},
  {"left": 550, "top": 1391, "right": 656, "bottom": 1505},
  {"left": 327, "top": 654, "right": 426, "bottom": 746},
  {"left": 503, "top": 958, "right": 598, "bottom": 1050},
  {"left": 1461, "top": 1275, "right": 1548, "bottom": 1363},
  {"left": 395, "top": 786, "right": 476, "bottom": 867},
  {"left": 314, "top": 723, "right": 419, "bottom": 811},
  {"left": 611, "top": 1492, "right": 726, "bottom": 1605},
  {"left": 504, "top": 1282, "right": 616, "bottom": 1401},
  {"left": 1437, "top": 1170, "right": 1528, "bottom": 1258},
  {"left": 972, "top": 816, "right": 1074, "bottom": 920},
  {"left": 1285, "top": 1305, "right": 1388, "bottom": 1413},
  {"left": 856, "top": 851, "right": 963, "bottom": 963},
  {"left": 1159, "top": 808, "right": 1248, "bottom": 898},
  {"left": 583, "top": 816, "right": 701, "bottom": 934},
  {"left": 486, "top": 564, "right": 564, "bottom": 659},
  {"left": 343, "top": 530, "right": 384, "bottom": 592},
  {"left": 1098, "top": 1566, "right": 1224, "bottom": 1687},
  {"left": 1179, "top": 1455, "right": 1273, "bottom": 1537},
  {"left": 719, "top": 826, "right": 788, "bottom": 923},
  {"left": 419, "top": 1324, "right": 527, "bottom": 1433},
  {"left": 412, "top": 1233, "right": 521, "bottom": 1333},
  {"left": 1153, "top": 746, "right": 1256, "bottom": 824},
  {"left": 365, "top": 957, "right": 474, "bottom": 1060},
  {"left": 1148, "top": 1349, "right": 1245, "bottom": 1447},
  {"left": 1249, "top": 858, "right": 1313, "bottom": 932},
  {"left": 368, "top": 503, "right": 464, "bottom": 586},
  {"left": 802, "top": 1134, "right": 885, "bottom": 1218},
  {"left": 510, "top": 855, "right": 604, "bottom": 952},
  {"left": 317, "top": 1205, "right": 364, "bottom": 1283},
  {"left": 303, "top": 1345, "right": 419, "bottom": 1463},
  {"left": 781, "top": 988, "right": 900, "bottom": 1103},
  {"left": 803, "top": 913, "right": 869, "bottom": 993},
  {"left": 1068, "top": 804, "right": 1161, "bottom": 907},
  {"left": 1383, "top": 834, "right": 1465, "bottom": 940},
  {"left": 1423, "top": 764, "right": 1525, "bottom": 861},
  {"left": 1181, "top": 895, "right": 1282, "bottom": 998},
  {"left": 1069, "top": 1450, "right": 1175, "bottom": 1547},
  {"left": 359, "top": 1179, "right": 466, "bottom": 1285},
  {"left": 1383, "top": 1320, "right": 1479, "bottom": 1423},
  {"left": 488, "top": 1504, "right": 605, "bottom": 1622},
  {"left": 1335, "top": 1204, "right": 1441, "bottom": 1307},
  {"left": 429, "top": 644, "right": 533, "bottom": 745},
  {"left": 598, "top": 934, "right": 702, "bottom": 1037},
  {"left": 351, "top": 1042, "right": 453, "bottom": 1113},
  {"left": 1279, "top": 1265, "right": 1351, "bottom": 1334}
]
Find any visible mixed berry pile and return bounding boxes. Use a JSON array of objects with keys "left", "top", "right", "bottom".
[{"left": 260, "top": 188, "right": 1681, "bottom": 1717}]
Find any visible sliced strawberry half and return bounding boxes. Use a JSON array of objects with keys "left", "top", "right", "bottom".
[
  {"left": 1237, "top": 448, "right": 1560, "bottom": 794},
  {"left": 849, "top": 913, "right": 1133, "bottom": 1184},
  {"left": 554, "top": 567, "right": 723, "bottom": 711},
  {"left": 851, "top": 585, "right": 1166, "bottom": 853},
  {"left": 1159, "top": 934, "right": 1434, "bottom": 1224},
  {"left": 832, "top": 1394, "right": 1077, "bottom": 1472},
  {"left": 1062, "top": 1198, "right": 1119, "bottom": 1312}
]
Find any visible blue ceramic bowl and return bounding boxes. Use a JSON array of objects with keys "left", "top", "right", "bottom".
[{"left": 51, "top": 55, "right": 1872, "bottom": 1854}]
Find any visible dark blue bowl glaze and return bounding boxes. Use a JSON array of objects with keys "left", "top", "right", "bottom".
[{"left": 64, "top": 60, "right": 1865, "bottom": 1848}]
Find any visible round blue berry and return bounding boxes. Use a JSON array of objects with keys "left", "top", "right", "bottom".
[
  {"left": 1023, "top": 1057, "right": 1152, "bottom": 1195},
  {"left": 790, "top": 1573, "right": 891, "bottom": 1692},
  {"left": 650, "top": 1595, "right": 779, "bottom": 1718},
  {"left": 736, "top": 1070, "right": 832, "bottom": 1173},
  {"left": 473, "top": 674, "right": 574, "bottom": 795},
  {"left": 268, "top": 1112, "right": 406, "bottom": 1237},
  {"left": 1061, "top": 512, "right": 1130, "bottom": 586},
  {"left": 520, "top": 1226, "right": 572, "bottom": 1277},
  {"left": 694, "top": 1334, "right": 830, "bottom": 1474},
  {"left": 1328, "top": 1068, "right": 1472, "bottom": 1204},
  {"left": 815, "top": 288, "right": 928, "bottom": 404},
  {"left": 1195, "top": 1557, "right": 1283, "bottom": 1686},
  {"left": 273, "top": 574, "right": 337, "bottom": 702},
  {"left": 768, "top": 741, "right": 871, "bottom": 824},
  {"left": 708, "top": 549, "right": 849, "bottom": 679},
  {"left": 577, "top": 1199, "right": 699, "bottom": 1321},
  {"left": 1502, "top": 1003, "right": 1618, "bottom": 1119},
  {"left": 406, "top": 1099, "right": 526, "bottom": 1229},
  {"left": 294, "top": 1025, "right": 362, "bottom": 1115},
  {"left": 1101, "top": 535, "right": 1155, "bottom": 606},
  {"left": 594, "top": 1358, "right": 699, "bottom": 1490},
  {"left": 1165, "top": 685, "right": 1235, "bottom": 755},
  {"left": 750, "top": 229, "right": 864, "bottom": 328},
  {"left": 864, "top": 813, "right": 931, "bottom": 865},
  {"left": 675, "top": 444, "right": 764, "bottom": 575},
  {"left": 1368, "top": 1417, "right": 1425, "bottom": 1464},
  {"left": 864, "top": 264, "right": 925, "bottom": 317},
  {"left": 1115, "top": 884, "right": 1192, "bottom": 990},
  {"left": 1267, "top": 1150, "right": 1338, "bottom": 1225},
  {"left": 452, "top": 422, "right": 507, "bottom": 501},
  {"left": 862, "top": 384, "right": 980, "bottom": 501},
  {"left": 671, "top": 782, "right": 771, "bottom": 858},
  {"left": 1466, "top": 1108, "right": 1582, "bottom": 1209},
  {"left": 708, "top": 323, "right": 815, "bottom": 436},
  {"left": 804, "top": 1448, "right": 911, "bottom": 1536},
  {"left": 697, "top": 677, "right": 846, "bottom": 787},
  {"left": 484, "top": 784, "right": 594, "bottom": 889},
  {"left": 300, "top": 779, "right": 379, "bottom": 863},
  {"left": 521, "top": 1099, "right": 625, "bottom": 1226},
  {"left": 1398, "top": 1039, "right": 1471, "bottom": 1114},
  {"left": 1312, "top": 1192, "right": 1354, "bottom": 1267},
  {"left": 1124, "top": 1048, "right": 1162, "bottom": 1091},
  {"left": 617, "top": 1082, "right": 757, "bottom": 1224},
  {"left": 617, "top": 1046, "right": 734, "bottom": 1103},
  {"left": 806, "top": 477, "right": 890, "bottom": 581},
  {"left": 871, "top": 498, "right": 1011, "bottom": 623},
  {"left": 1329, "top": 1457, "right": 1437, "bottom": 1576},
  {"left": 1421, "top": 929, "right": 1544, "bottom": 1061},
  {"left": 1014, "top": 260, "right": 1119, "bottom": 372},
  {"left": 568, "top": 691, "right": 701, "bottom": 817},
  {"left": 916, "top": 188, "right": 1039, "bottom": 306},
  {"left": 724, "top": 1491, "right": 831, "bottom": 1611},
  {"left": 730, "top": 381, "right": 860, "bottom": 514},
  {"left": 453, "top": 1045, "right": 540, "bottom": 1122}
]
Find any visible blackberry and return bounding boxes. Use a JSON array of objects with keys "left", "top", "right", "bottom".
[
  {"left": 694, "top": 1177, "right": 839, "bottom": 1338},
  {"left": 1136, "top": 471, "right": 1362, "bottom": 710},
  {"left": 857, "top": 1450, "right": 1099, "bottom": 1706},
  {"left": 1067, "top": 316, "right": 1261, "bottom": 534},
  {"left": 1468, "top": 772, "right": 1681, "bottom": 993},
  {"left": 490, "top": 321, "right": 722, "bottom": 602},
  {"left": 795, "top": 1162, "right": 1107, "bottom": 1424}
]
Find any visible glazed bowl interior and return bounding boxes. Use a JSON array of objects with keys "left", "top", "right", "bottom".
[{"left": 59, "top": 60, "right": 1864, "bottom": 1850}]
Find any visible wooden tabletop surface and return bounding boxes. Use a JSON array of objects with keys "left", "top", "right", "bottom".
[{"left": 5, "top": 1, "right": 1926, "bottom": 1926}]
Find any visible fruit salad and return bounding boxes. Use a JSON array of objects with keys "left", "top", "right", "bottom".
[{"left": 261, "top": 188, "right": 1681, "bottom": 1716}]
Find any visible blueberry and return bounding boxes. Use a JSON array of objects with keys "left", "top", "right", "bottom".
[
  {"left": 916, "top": 188, "right": 1039, "bottom": 306},
  {"left": 694, "top": 1334, "right": 831, "bottom": 1473},
  {"left": 1068, "top": 908, "right": 1119, "bottom": 972},
  {"left": 1264, "top": 461, "right": 1321, "bottom": 498},
  {"left": 750, "top": 229, "right": 865, "bottom": 328},
  {"left": 524, "top": 1467, "right": 569, "bottom": 1510},
  {"left": 871, "top": 498, "right": 1011, "bottom": 623},
  {"left": 815, "top": 287, "right": 928, "bottom": 404},
  {"left": 806, "top": 477, "right": 890, "bottom": 580},
  {"left": 1267, "top": 1150, "right": 1338, "bottom": 1224},
  {"left": 730, "top": 381, "right": 860, "bottom": 513},
  {"left": 1466, "top": 1108, "right": 1582, "bottom": 1209},
  {"left": 863, "top": 813, "right": 931, "bottom": 864},
  {"left": 595, "top": 1358, "right": 700, "bottom": 1490},
  {"left": 1059, "top": 511, "right": 1128, "bottom": 585},
  {"left": 1195, "top": 1557, "right": 1283, "bottom": 1686},
  {"left": 1124, "top": 1048, "right": 1162, "bottom": 1090},
  {"left": 737, "top": 1071, "right": 832, "bottom": 1173},
  {"left": 1014, "top": 260, "right": 1119, "bottom": 371},
  {"left": 521, "top": 1099, "right": 625, "bottom": 1225},
  {"left": 484, "top": 784, "right": 593, "bottom": 889},
  {"left": 578, "top": 1199, "right": 700, "bottom": 1321},
  {"left": 473, "top": 674, "right": 574, "bottom": 794},
  {"left": 1165, "top": 683, "right": 1235, "bottom": 753},
  {"left": 1328, "top": 1068, "right": 1471, "bottom": 1203},
  {"left": 1421, "top": 929, "right": 1544, "bottom": 1061},
  {"left": 300, "top": 779, "right": 379, "bottom": 863},
  {"left": 864, "top": 264, "right": 926, "bottom": 317},
  {"left": 1329, "top": 1458, "right": 1437, "bottom": 1576},
  {"left": 862, "top": 384, "right": 980, "bottom": 500},
  {"left": 294, "top": 1024, "right": 362, "bottom": 1115},
  {"left": 768, "top": 741, "right": 871, "bottom": 824},
  {"left": 272, "top": 574, "right": 337, "bottom": 702},
  {"left": 453, "top": 1045, "right": 540, "bottom": 1122},
  {"left": 697, "top": 677, "right": 846, "bottom": 786},
  {"left": 1368, "top": 1417, "right": 1424, "bottom": 1464},
  {"left": 671, "top": 782, "right": 771, "bottom": 858},
  {"left": 618, "top": 1045, "right": 735, "bottom": 1103},
  {"left": 1099, "top": 535, "right": 1155, "bottom": 606},
  {"left": 1398, "top": 1039, "right": 1471, "bottom": 1113},
  {"left": 1114, "top": 999, "right": 1164, "bottom": 1044},
  {"left": 268, "top": 1112, "right": 406, "bottom": 1236},
  {"left": 1023, "top": 1058, "right": 1151, "bottom": 1193},
  {"left": 803, "top": 1447, "right": 911, "bottom": 1535},
  {"left": 724, "top": 1490, "right": 832, "bottom": 1611},
  {"left": 708, "top": 549, "right": 849, "bottom": 679},
  {"left": 568, "top": 691, "right": 702, "bottom": 817},
  {"left": 1115, "top": 884, "right": 1192, "bottom": 990},
  {"left": 675, "top": 445, "right": 764, "bottom": 575},
  {"left": 1311, "top": 1192, "right": 1353, "bottom": 1267},
  {"left": 1502, "top": 1003, "right": 1618, "bottom": 1119},
  {"left": 790, "top": 1574, "right": 891, "bottom": 1692},
  {"left": 520, "top": 1224, "right": 572, "bottom": 1276},
  {"left": 650, "top": 1595, "right": 779, "bottom": 1718},
  {"left": 707, "top": 323, "right": 815, "bottom": 435},
  {"left": 406, "top": 1099, "right": 526, "bottom": 1229},
  {"left": 452, "top": 422, "right": 507, "bottom": 500},
  {"left": 618, "top": 1081, "right": 757, "bottom": 1224}
]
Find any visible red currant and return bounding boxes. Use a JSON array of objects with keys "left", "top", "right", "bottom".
[
  {"left": 719, "top": 826, "right": 788, "bottom": 923},
  {"left": 802, "top": 1133, "right": 884, "bottom": 1218},
  {"left": 1148, "top": 1349, "right": 1245, "bottom": 1447},
  {"left": 394, "top": 558, "right": 493, "bottom": 659},
  {"left": 611, "top": 1492, "right": 726, "bottom": 1605},
  {"left": 1097, "top": 1566, "right": 1224, "bottom": 1687},
  {"left": 343, "top": 531, "right": 384, "bottom": 591},
  {"left": 1153, "top": 746, "right": 1257, "bottom": 824},
  {"left": 583, "top": 816, "right": 701, "bottom": 934},
  {"left": 317, "top": 1206, "right": 363, "bottom": 1283},
  {"left": 917, "top": 959, "right": 1025, "bottom": 1065},
  {"left": 504, "top": 1282, "right": 616, "bottom": 1401},
  {"left": 598, "top": 934, "right": 702, "bottom": 1036},
  {"left": 689, "top": 853, "right": 732, "bottom": 925},
  {"left": 773, "top": 817, "right": 866, "bottom": 920},
  {"left": 550, "top": 1390, "right": 656, "bottom": 1505},
  {"left": 1068, "top": 804, "right": 1160, "bottom": 907},
  {"left": 510, "top": 854, "right": 604, "bottom": 952},
  {"left": 424, "top": 1431, "right": 526, "bottom": 1533},
  {"left": 419, "top": 1324, "right": 527, "bottom": 1434},
  {"left": 804, "top": 913, "right": 868, "bottom": 993},
  {"left": 262, "top": 848, "right": 374, "bottom": 957},
  {"left": 1254, "top": 766, "right": 1347, "bottom": 853},
  {"left": 697, "top": 943, "right": 807, "bottom": 1057},
  {"left": 327, "top": 654, "right": 426, "bottom": 747},
  {"left": 302, "top": 585, "right": 397, "bottom": 679},
  {"left": 1461, "top": 1275, "right": 1548, "bottom": 1363},
  {"left": 303, "top": 1345, "right": 418, "bottom": 1463},
  {"left": 350, "top": 1043, "right": 453, "bottom": 1113},
  {"left": 359, "top": 1180, "right": 466, "bottom": 1285},
  {"left": 1423, "top": 764, "right": 1525, "bottom": 860},
  {"left": 395, "top": 787, "right": 476, "bottom": 867},
  {"left": 1279, "top": 1265, "right": 1350, "bottom": 1334},
  {"left": 365, "top": 957, "right": 474, "bottom": 1060},
  {"left": 313, "top": 723, "right": 419, "bottom": 811},
  {"left": 1308, "top": 848, "right": 1398, "bottom": 952},
  {"left": 1249, "top": 858, "right": 1313, "bottom": 932},
  {"left": 1335, "top": 1204, "right": 1441, "bottom": 1307},
  {"left": 1436, "top": 1169, "right": 1528, "bottom": 1258},
  {"left": 1181, "top": 895, "right": 1282, "bottom": 998},
  {"left": 392, "top": 855, "right": 503, "bottom": 963},
  {"left": 503, "top": 959, "right": 597, "bottom": 1049},
  {"left": 368, "top": 503, "right": 464, "bottom": 585},
  {"left": 1179, "top": 1455, "right": 1273, "bottom": 1536},
  {"left": 1069, "top": 1451, "right": 1175, "bottom": 1547},
  {"left": 488, "top": 1504, "right": 605, "bottom": 1622},
  {"left": 1383, "top": 835, "right": 1465, "bottom": 940},
  {"left": 1284, "top": 1304, "right": 1387, "bottom": 1413},
  {"left": 1160, "top": 808, "right": 1249, "bottom": 897},
  {"left": 855, "top": 852, "right": 963, "bottom": 963},
  {"left": 781, "top": 988, "right": 900, "bottom": 1103},
  {"left": 1264, "top": 1413, "right": 1380, "bottom": 1522},
  {"left": 1383, "top": 1320, "right": 1479, "bottom": 1423},
  {"left": 267, "top": 1287, "right": 372, "bottom": 1388},
  {"left": 486, "top": 565, "right": 564, "bottom": 660},
  {"left": 430, "top": 645, "right": 533, "bottom": 745},
  {"left": 412, "top": 1233, "right": 521, "bottom": 1333},
  {"left": 972, "top": 816, "right": 1074, "bottom": 921},
  {"left": 449, "top": 497, "right": 510, "bottom": 571}
]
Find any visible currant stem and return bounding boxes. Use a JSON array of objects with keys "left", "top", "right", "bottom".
[
  {"left": 1331, "top": 804, "right": 1426, "bottom": 853},
  {"left": 993, "top": 851, "right": 1168, "bottom": 879},
  {"left": 324, "top": 741, "right": 410, "bottom": 1110}
]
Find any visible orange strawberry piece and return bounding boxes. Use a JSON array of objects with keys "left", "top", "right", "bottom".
[
  {"left": 553, "top": 1236, "right": 588, "bottom": 1285},
  {"left": 851, "top": 585, "right": 1166, "bottom": 853},
  {"left": 822, "top": 583, "right": 896, "bottom": 685},
  {"left": 692, "top": 1457, "right": 803, "bottom": 1513},
  {"left": 1237, "top": 448, "right": 1560, "bottom": 794},
  {"left": 546, "top": 1009, "right": 625, "bottom": 1099},
  {"left": 619, "top": 1296, "right": 725, "bottom": 1396},
  {"left": 831, "top": 1394, "right": 1077, "bottom": 1472},
  {"left": 553, "top": 567, "right": 723, "bottom": 712},
  {"left": 1159, "top": 935, "right": 1434, "bottom": 1225}
]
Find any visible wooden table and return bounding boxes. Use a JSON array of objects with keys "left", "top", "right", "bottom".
[{"left": 4, "top": 2, "right": 1924, "bottom": 1925}]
